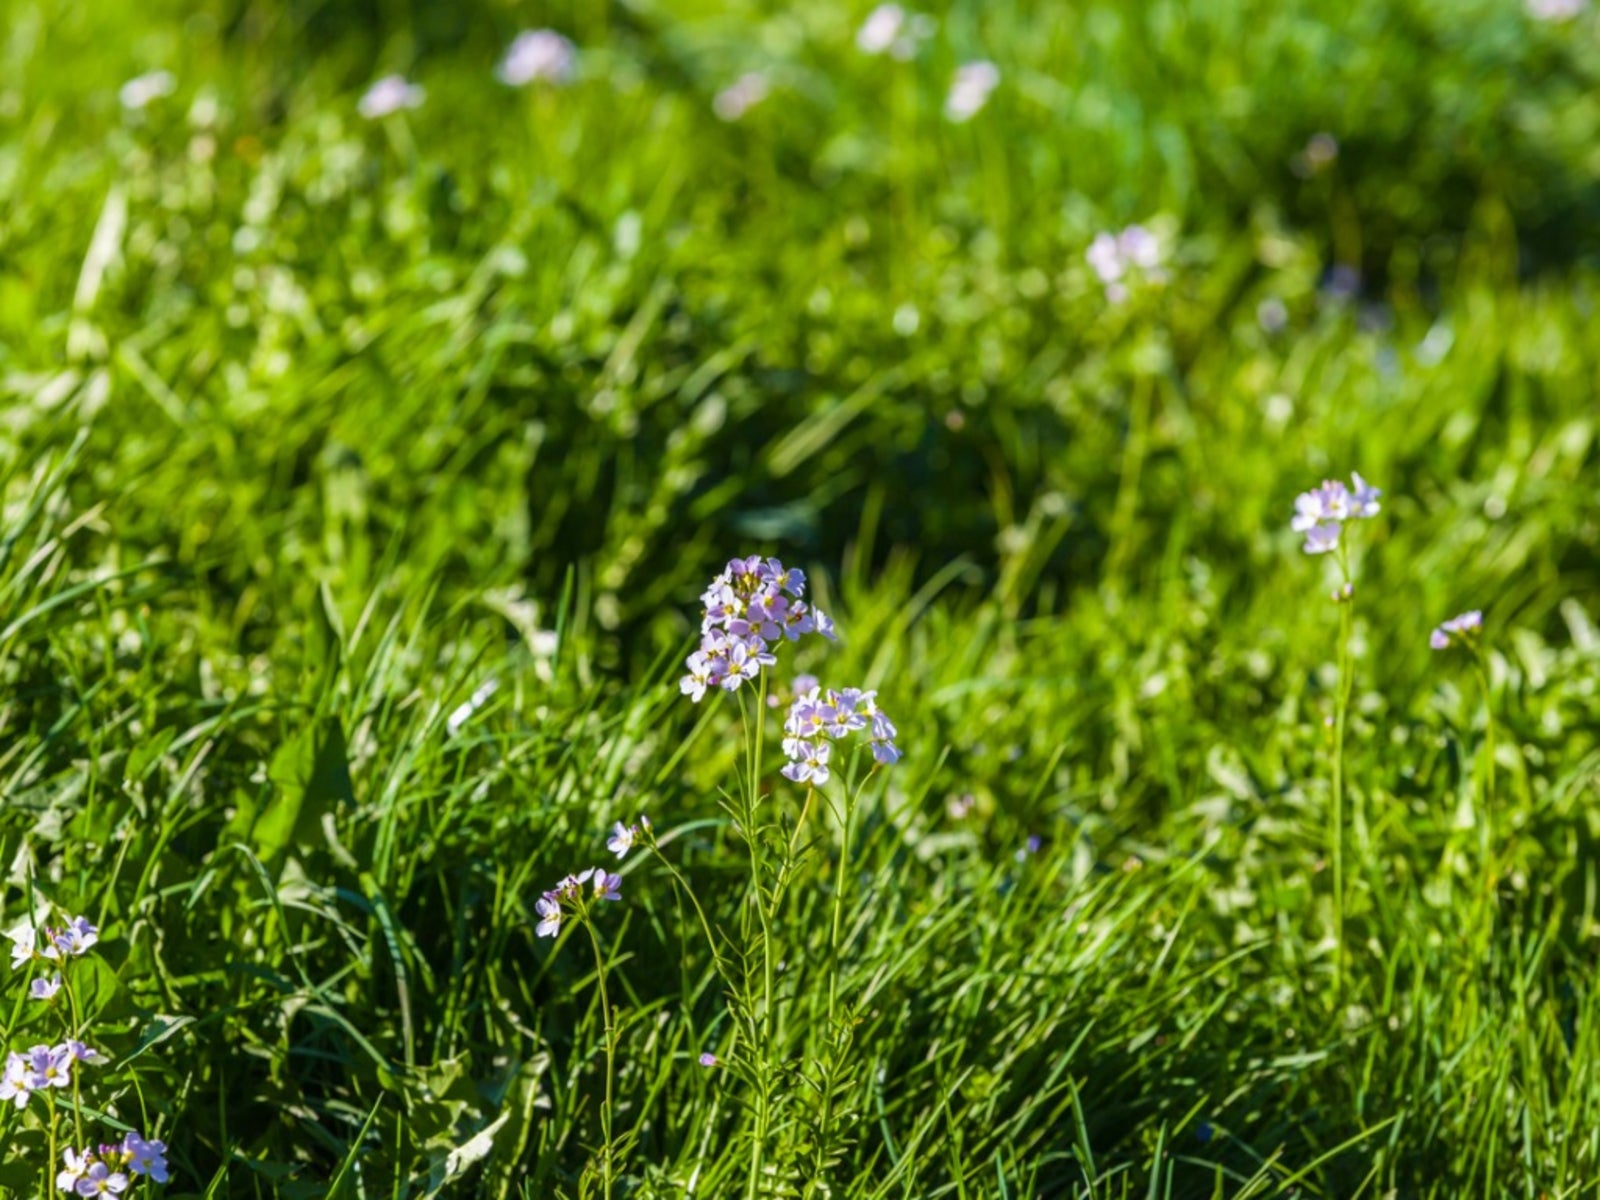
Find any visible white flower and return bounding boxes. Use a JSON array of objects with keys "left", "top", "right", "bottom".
[
  {"left": 358, "top": 75, "right": 425, "bottom": 120},
  {"left": 714, "top": 73, "right": 769, "bottom": 122},
  {"left": 120, "top": 71, "right": 176, "bottom": 111},
  {"left": 944, "top": 61, "right": 999, "bottom": 122},
  {"left": 498, "top": 30, "right": 576, "bottom": 86}
]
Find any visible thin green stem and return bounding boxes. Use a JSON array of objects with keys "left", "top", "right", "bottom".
[
  {"left": 1473, "top": 652, "right": 1497, "bottom": 898},
  {"left": 1330, "top": 548, "right": 1354, "bottom": 992},
  {"left": 583, "top": 919, "right": 617, "bottom": 1200}
]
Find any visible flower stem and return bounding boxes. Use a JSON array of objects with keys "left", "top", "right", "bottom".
[
  {"left": 1330, "top": 550, "right": 1354, "bottom": 990},
  {"left": 583, "top": 920, "right": 617, "bottom": 1200},
  {"left": 1473, "top": 652, "right": 1497, "bottom": 902}
]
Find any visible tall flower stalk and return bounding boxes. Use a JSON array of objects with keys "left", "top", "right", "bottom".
[{"left": 1291, "top": 472, "right": 1381, "bottom": 983}]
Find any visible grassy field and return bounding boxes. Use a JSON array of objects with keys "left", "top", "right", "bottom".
[{"left": 3, "top": 0, "right": 1600, "bottom": 1196}]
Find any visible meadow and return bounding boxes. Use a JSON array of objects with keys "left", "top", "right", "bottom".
[{"left": 2, "top": 0, "right": 1600, "bottom": 1195}]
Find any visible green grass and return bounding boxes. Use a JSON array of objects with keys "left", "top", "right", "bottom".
[{"left": 3, "top": 0, "right": 1600, "bottom": 1195}]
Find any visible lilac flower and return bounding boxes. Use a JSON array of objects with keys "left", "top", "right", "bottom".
[
  {"left": 30, "top": 973, "right": 60, "bottom": 1001},
  {"left": 1430, "top": 610, "right": 1483, "bottom": 651},
  {"left": 0, "top": 1052, "right": 33, "bottom": 1107},
  {"left": 681, "top": 556, "right": 830, "bottom": 700},
  {"left": 57, "top": 1148, "right": 91, "bottom": 1193},
  {"left": 1290, "top": 474, "right": 1380, "bottom": 554},
  {"left": 781, "top": 739, "right": 832, "bottom": 785},
  {"left": 64, "top": 1041, "right": 104, "bottom": 1065},
  {"left": 714, "top": 73, "right": 769, "bottom": 122},
  {"left": 607, "top": 821, "right": 637, "bottom": 858},
  {"left": 122, "top": 1134, "right": 169, "bottom": 1183},
  {"left": 74, "top": 1162, "right": 128, "bottom": 1197},
  {"left": 119, "top": 71, "right": 176, "bottom": 111},
  {"left": 358, "top": 75, "right": 425, "bottom": 119},
  {"left": 592, "top": 869, "right": 623, "bottom": 902},
  {"left": 780, "top": 686, "right": 901, "bottom": 781},
  {"left": 857, "top": 5, "right": 936, "bottom": 58},
  {"left": 535, "top": 895, "right": 563, "bottom": 939},
  {"left": 498, "top": 30, "right": 576, "bottom": 86},
  {"left": 27, "top": 1043, "right": 72, "bottom": 1091},
  {"left": 1528, "top": 0, "right": 1585, "bottom": 18},
  {"left": 698, "top": 1051, "right": 719, "bottom": 1067},
  {"left": 50, "top": 917, "right": 98, "bottom": 958},
  {"left": 1303, "top": 521, "right": 1341, "bottom": 555},
  {"left": 1086, "top": 224, "right": 1165, "bottom": 301},
  {"left": 1015, "top": 834, "right": 1043, "bottom": 862},
  {"left": 945, "top": 61, "right": 1000, "bottom": 122}
]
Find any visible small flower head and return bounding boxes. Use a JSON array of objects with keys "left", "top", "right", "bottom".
[
  {"left": 1290, "top": 473, "right": 1379, "bottom": 554},
  {"left": 592, "top": 870, "right": 622, "bottom": 902},
  {"left": 73, "top": 1161, "right": 128, "bottom": 1197},
  {"left": 358, "top": 75, "right": 425, "bottom": 119},
  {"left": 30, "top": 973, "right": 61, "bottom": 1001},
  {"left": 534, "top": 895, "right": 563, "bottom": 939},
  {"left": 27, "top": 1043, "right": 73, "bottom": 1091},
  {"left": 714, "top": 73, "right": 769, "bottom": 122},
  {"left": 857, "top": 4, "right": 936, "bottom": 58},
  {"left": 49, "top": 917, "right": 98, "bottom": 959},
  {"left": 1303, "top": 521, "right": 1341, "bottom": 555},
  {"left": 64, "top": 1041, "right": 104, "bottom": 1065},
  {"left": 57, "top": 1148, "right": 91, "bottom": 1193},
  {"left": 8, "top": 925, "right": 38, "bottom": 969},
  {"left": 119, "top": 70, "right": 176, "bottom": 111},
  {"left": 0, "top": 1051, "right": 33, "bottom": 1108},
  {"left": 121, "top": 1133, "right": 169, "bottom": 1183},
  {"left": 945, "top": 60, "right": 1000, "bottom": 122},
  {"left": 698, "top": 1051, "right": 719, "bottom": 1067},
  {"left": 1430, "top": 610, "right": 1483, "bottom": 651},
  {"left": 606, "top": 821, "right": 637, "bottom": 858},
  {"left": 681, "top": 556, "right": 827, "bottom": 700},
  {"left": 498, "top": 30, "right": 576, "bottom": 86}
]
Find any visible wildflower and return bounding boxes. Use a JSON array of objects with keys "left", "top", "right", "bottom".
[
  {"left": 73, "top": 1161, "right": 128, "bottom": 1197},
  {"left": 122, "top": 1133, "right": 169, "bottom": 1183},
  {"left": 49, "top": 917, "right": 99, "bottom": 958},
  {"left": 781, "top": 739, "right": 832, "bottom": 786},
  {"left": 945, "top": 61, "right": 1000, "bottom": 122},
  {"left": 64, "top": 1041, "right": 104, "bottom": 1065},
  {"left": 781, "top": 686, "right": 901, "bottom": 781},
  {"left": 1085, "top": 224, "right": 1165, "bottom": 302},
  {"left": 1527, "top": 0, "right": 1585, "bottom": 18},
  {"left": 698, "top": 1051, "right": 719, "bottom": 1067},
  {"left": 27, "top": 1044, "right": 73, "bottom": 1091},
  {"left": 681, "top": 556, "right": 829, "bottom": 700},
  {"left": 498, "top": 30, "right": 577, "bottom": 86},
  {"left": 592, "top": 870, "right": 622, "bottom": 902},
  {"left": 8, "top": 925, "right": 38, "bottom": 969},
  {"left": 714, "top": 73, "right": 769, "bottom": 122},
  {"left": 1430, "top": 610, "right": 1483, "bottom": 651},
  {"left": 358, "top": 75, "right": 425, "bottom": 119},
  {"left": 1302, "top": 521, "right": 1341, "bottom": 555},
  {"left": 857, "top": 5, "right": 936, "bottom": 58},
  {"left": 606, "top": 821, "right": 637, "bottom": 858},
  {"left": 534, "top": 895, "right": 563, "bottom": 939},
  {"left": 1015, "top": 834, "right": 1043, "bottom": 861},
  {"left": 0, "top": 1052, "right": 33, "bottom": 1107},
  {"left": 119, "top": 71, "right": 176, "bottom": 111},
  {"left": 56, "top": 1148, "right": 91, "bottom": 1193},
  {"left": 30, "top": 973, "right": 61, "bottom": 1001},
  {"left": 1290, "top": 473, "right": 1380, "bottom": 554}
]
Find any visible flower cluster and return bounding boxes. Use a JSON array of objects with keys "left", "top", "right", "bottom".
[
  {"left": 535, "top": 868, "right": 623, "bottom": 939},
  {"left": 1430, "top": 610, "right": 1483, "bottom": 651},
  {"left": 56, "top": 1134, "right": 168, "bottom": 1195},
  {"left": 1289, "top": 472, "right": 1381, "bottom": 554},
  {"left": 0, "top": 1041, "right": 104, "bottom": 1109},
  {"left": 9, "top": 916, "right": 99, "bottom": 967},
  {"left": 781, "top": 686, "right": 900, "bottom": 785},
  {"left": 680, "top": 556, "right": 835, "bottom": 702},
  {"left": 1086, "top": 225, "right": 1164, "bottom": 303},
  {"left": 945, "top": 61, "right": 1000, "bottom": 122},
  {"left": 856, "top": 4, "right": 937, "bottom": 58}
]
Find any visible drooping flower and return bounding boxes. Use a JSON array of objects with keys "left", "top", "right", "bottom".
[
  {"left": 1430, "top": 610, "right": 1483, "bottom": 651},
  {"left": 122, "top": 1133, "right": 169, "bottom": 1183},
  {"left": 944, "top": 61, "right": 1000, "bottom": 122},
  {"left": 498, "top": 30, "right": 577, "bottom": 86},
  {"left": 358, "top": 75, "right": 425, "bottom": 119},
  {"left": 30, "top": 973, "right": 61, "bottom": 1001},
  {"left": 714, "top": 73, "right": 769, "bottom": 122}
]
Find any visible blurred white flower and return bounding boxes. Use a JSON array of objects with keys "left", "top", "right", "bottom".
[
  {"left": 714, "top": 72, "right": 769, "bottom": 121},
  {"left": 498, "top": 30, "right": 576, "bottom": 86},
  {"left": 944, "top": 61, "right": 999, "bottom": 122},
  {"left": 857, "top": 5, "right": 937, "bottom": 58},
  {"left": 1527, "top": 0, "right": 1585, "bottom": 18},
  {"left": 358, "top": 75, "right": 425, "bottom": 119},
  {"left": 120, "top": 71, "right": 176, "bottom": 111}
]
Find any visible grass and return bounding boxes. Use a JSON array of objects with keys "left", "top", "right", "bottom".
[{"left": 2, "top": 0, "right": 1600, "bottom": 1195}]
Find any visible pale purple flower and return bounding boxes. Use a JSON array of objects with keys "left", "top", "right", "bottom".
[
  {"left": 122, "top": 1133, "right": 168, "bottom": 1183},
  {"left": 1086, "top": 224, "right": 1164, "bottom": 299},
  {"left": 1430, "top": 610, "right": 1483, "bottom": 650},
  {"left": 358, "top": 75, "right": 425, "bottom": 119},
  {"left": 27, "top": 1043, "right": 72, "bottom": 1091},
  {"left": 535, "top": 895, "right": 562, "bottom": 939},
  {"left": 64, "top": 1041, "right": 103, "bottom": 1065},
  {"left": 1348, "top": 471, "right": 1381, "bottom": 518},
  {"left": 857, "top": 5, "right": 935, "bottom": 58},
  {"left": 871, "top": 738, "right": 902, "bottom": 765},
  {"left": 606, "top": 821, "right": 637, "bottom": 858},
  {"left": 8, "top": 925, "right": 37, "bottom": 969},
  {"left": 698, "top": 1051, "right": 719, "bottom": 1067},
  {"left": 945, "top": 61, "right": 1000, "bottom": 122},
  {"left": 1086, "top": 233, "right": 1124, "bottom": 284},
  {"left": 1015, "top": 834, "right": 1043, "bottom": 862},
  {"left": 811, "top": 607, "right": 838, "bottom": 641},
  {"left": 0, "top": 1052, "right": 32, "bottom": 1107},
  {"left": 1528, "top": 0, "right": 1585, "bottom": 18},
  {"left": 1302, "top": 521, "right": 1341, "bottom": 555},
  {"left": 74, "top": 1162, "right": 128, "bottom": 1197},
  {"left": 781, "top": 739, "right": 832, "bottom": 786},
  {"left": 499, "top": 30, "right": 576, "bottom": 86},
  {"left": 50, "top": 917, "right": 98, "bottom": 958},
  {"left": 1118, "top": 225, "right": 1161, "bottom": 270},
  {"left": 119, "top": 71, "right": 176, "bottom": 111},
  {"left": 30, "top": 973, "right": 60, "bottom": 1001},
  {"left": 56, "top": 1148, "right": 90, "bottom": 1193},
  {"left": 681, "top": 556, "right": 829, "bottom": 699},
  {"left": 714, "top": 73, "right": 769, "bottom": 122},
  {"left": 592, "top": 870, "right": 622, "bottom": 902}
]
